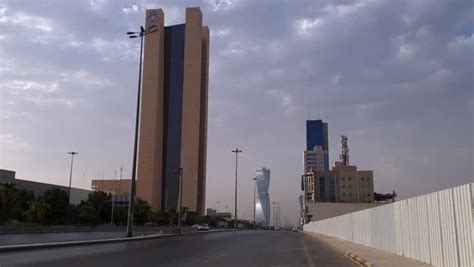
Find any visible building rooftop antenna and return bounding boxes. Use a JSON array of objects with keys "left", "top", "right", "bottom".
[
  {"left": 307, "top": 104, "right": 310, "bottom": 120},
  {"left": 317, "top": 103, "right": 320, "bottom": 119},
  {"left": 339, "top": 135, "right": 350, "bottom": 166}
]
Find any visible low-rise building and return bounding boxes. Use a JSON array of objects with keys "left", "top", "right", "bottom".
[
  {"left": 206, "top": 208, "right": 231, "bottom": 218},
  {"left": 0, "top": 169, "right": 90, "bottom": 204},
  {"left": 305, "top": 162, "right": 374, "bottom": 203}
]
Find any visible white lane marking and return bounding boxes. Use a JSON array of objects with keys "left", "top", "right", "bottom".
[{"left": 300, "top": 235, "right": 315, "bottom": 267}]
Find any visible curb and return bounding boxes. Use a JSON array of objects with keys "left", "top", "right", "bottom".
[
  {"left": 0, "top": 229, "right": 238, "bottom": 253},
  {"left": 305, "top": 232, "right": 374, "bottom": 267},
  {"left": 0, "top": 233, "right": 177, "bottom": 252},
  {"left": 344, "top": 252, "right": 374, "bottom": 267}
]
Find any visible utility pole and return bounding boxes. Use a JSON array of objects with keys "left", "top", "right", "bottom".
[
  {"left": 119, "top": 166, "right": 123, "bottom": 202},
  {"left": 67, "top": 152, "right": 79, "bottom": 204},
  {"left": 232, "top": 148, "right": 242, "bottom": 229},
  {"left": 111, "top": 170, "right": 117, "bottom": 225},
  {"left": 217, "top": 200, "right": 221, "bottom": 228},
  {"left": 174, "top": 167, "right": 183, "bottom": 235},
  {"left": 272, "top": 201, "right": 276, "bottom": 228}
]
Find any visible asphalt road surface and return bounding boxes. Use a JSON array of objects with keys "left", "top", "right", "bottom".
[{"left": 0, "top": 230, "right": 357, "bottom": 267}]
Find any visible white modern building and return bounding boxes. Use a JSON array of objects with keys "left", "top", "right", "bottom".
[
  {"left": 255, "top": 167, "right": 271, "bottom": 226},
  {"left": 303, "top": 146, "right": 325, "bottom": 173}
]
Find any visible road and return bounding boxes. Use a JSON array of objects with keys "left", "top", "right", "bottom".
[{"left": 0, "top": 230, "right": 356, "bottom": 267}]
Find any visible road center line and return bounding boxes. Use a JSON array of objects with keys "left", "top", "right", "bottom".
[{"left": 299, "top": 235, "right": 315, "bottom": 267}]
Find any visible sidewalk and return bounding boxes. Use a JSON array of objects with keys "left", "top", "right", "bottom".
[{"left": 306, "top": 232, "right": 431, "bottom": 267}]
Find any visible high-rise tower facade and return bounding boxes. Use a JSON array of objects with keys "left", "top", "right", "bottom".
[
  {"left": 136, "top": 8, "right": 209, "bottom": 215},
  {"left": 305, "top": 120, "right": 329, "bottom": 171},
  {"left": 255, "top": 167, "right": 271, "bottom": 226}
]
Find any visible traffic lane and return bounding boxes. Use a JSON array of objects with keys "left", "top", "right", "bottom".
[{"left": 0, "top": 230, "right": 357, "bottom": 267}]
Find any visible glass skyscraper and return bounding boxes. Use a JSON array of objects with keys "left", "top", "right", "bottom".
[
  {"left": 306, "top": 120, "right": 329, "bottom": 171},
  {"left": 255, "top": 167, "right": 271, "bottom": 226}
]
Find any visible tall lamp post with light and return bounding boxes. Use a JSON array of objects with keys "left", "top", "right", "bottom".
[
  {"left": 67, "top": 151, "right": 78, "bottom": 204},
  {"left": 125, "top": 24, "right": 158, "bottom": 238},
  {"left": 232, "top": 148, "right": 242, "bottom": 229}
]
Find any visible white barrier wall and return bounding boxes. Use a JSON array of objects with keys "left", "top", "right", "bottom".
[{"left": 304, "top": 183, "right": 473, "bottom": 267}]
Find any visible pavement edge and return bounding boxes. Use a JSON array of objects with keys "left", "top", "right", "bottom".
[
  {"left": 0, "top": 233, "right": 177, "bottom": 252},
  {"left": 305, "top": 232, "right": 374, "bottom": 267},
  {"left": 0, "top": 229, "right": 239, "bottom": 253}
]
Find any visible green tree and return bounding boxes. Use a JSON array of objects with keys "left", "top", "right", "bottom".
[
  {"left": 78, "top": 204, "right": 96, "bottom": 225},
  {"left": 0, "top": 183, "right": 18, "bottom": 223},
  {"left": 16, "top": 189, "right": 35, "bottom": 212},
  {"left": 23, "top": 200, "right": 50, "bottom": 223},
  {"left": 10, "top": 188, "right": 35, "bottom": 221},
  {"left": 43, "top": 188, "right": 69, "bottom": 224},
  {"left": 185, "top": 210, "right": 198, "bottom": 226},
  {"left": 86, "top": 191, "right": 111, "bottom": 210},
  {"left": 134, "top": 198, "right": 152, "bottom": 225}
]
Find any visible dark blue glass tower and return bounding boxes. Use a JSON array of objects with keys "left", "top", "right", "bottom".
[
  {"left": 306, "top": 120, "right": 329, "bottom": 170},
  {"left": 162, "top": 24, "right": 185, "bottom": 212}
]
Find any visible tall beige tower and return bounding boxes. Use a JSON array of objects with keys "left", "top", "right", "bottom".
[{"left": 136, "top": 8, "right": 209, "bottom": 215}]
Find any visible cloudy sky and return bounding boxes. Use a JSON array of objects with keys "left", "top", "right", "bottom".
[{"left": 0, "top": 0, "right": 472, "bottom": 225}]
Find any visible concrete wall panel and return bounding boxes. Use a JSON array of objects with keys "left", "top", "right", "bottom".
[{"left": 304, "top": 183, "right": 473, "bottom": 266}]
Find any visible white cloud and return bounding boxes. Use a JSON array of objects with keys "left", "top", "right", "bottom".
[
  {"left": 220, "top": 42, "right": 243, "bottom": 55},
  {"left": 322, "top": 1, "right": 370, "bottom": 17},
  {"left": 448, "top": 34, "right": 474, "bottom": 49},
  {"left": 0, "top": 133, "right": 32, "bottom": 150},
  {"left": 211, "top": 28, "right": 230, "bottom": 37},
  {"left": 0, "top": 7, "right": 53, "bottom": 32},
  {"left": 266, "top": 89, "right": 298, "bottom": 114},
  {"left": 296, "top": 17, "right": 324, "bottom": 35},
  {"left": 88, "top": 0, "right": 111, "bottom": 12},
  {"left": 24, "top": 96, "right": 74, "bottom": 108},
  {"left": 122, "top": 4, "right": 140, "bottom": 14},
  {"left": 90, "top": 37, "right": 139, "bottom": 61},
  {"left": 208, "top": 0, "right": 234, "bottom": 12},
  {"left": 2, "top": 80, "right": 58, "bottom": 93}
]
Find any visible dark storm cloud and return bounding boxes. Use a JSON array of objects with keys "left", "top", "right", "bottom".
[{"left": 0, "top": 0, "right": 472, "bottom": 224}]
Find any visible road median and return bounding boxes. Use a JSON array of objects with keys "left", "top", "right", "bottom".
[{"left": 0, "top": 228, "right": 237, "bottom": 252}]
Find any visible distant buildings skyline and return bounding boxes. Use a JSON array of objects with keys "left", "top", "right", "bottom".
[{"left": 301, "top": 120, "right": 376, "bottom": 224}]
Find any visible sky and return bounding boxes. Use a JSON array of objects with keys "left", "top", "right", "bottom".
[{"left": 0, "top": 0, "right": 473, "bottom": 226}]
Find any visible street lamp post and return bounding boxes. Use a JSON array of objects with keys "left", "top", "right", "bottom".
[
  {"left": 111, "top": 170, "right": 117, "bottom": 225},
  {"left": 252, "top": 177, "right": 257, "bottom": 229},
  {"left": 174, "top": 167, "right": 183, "bottom": 235},
  {"left": 67, "top": 152, "right": 78, "bottom": 204},
  {"left": 125, "top": 25, "right": 158, "bottom": 238},
  {"left": 232, "top": 148, "right": 242, "bottom": 229},
  {"left": 272, "top": 201, "right": 276, "bottom": 228},
  {"left": 216, "top": 200, "right": 220, "bottom": 228}
]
